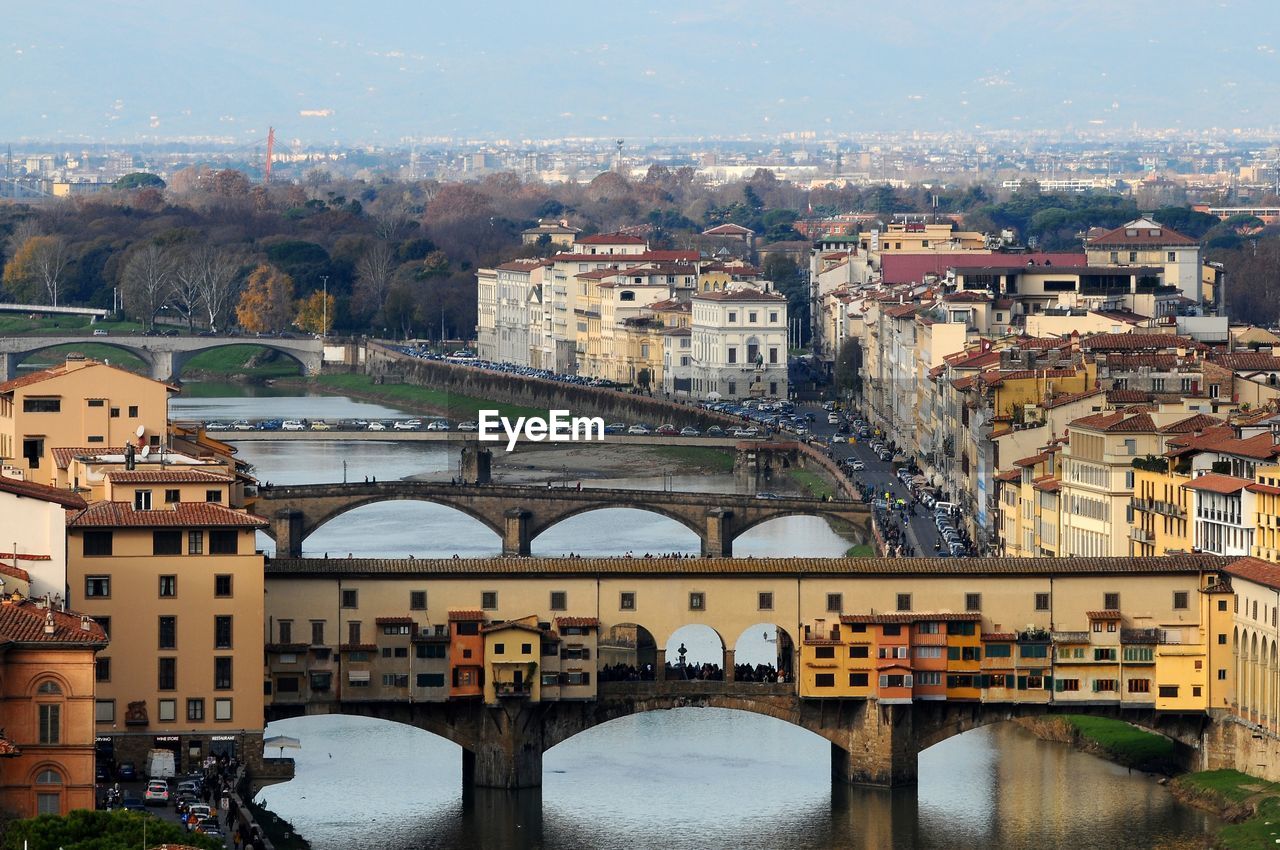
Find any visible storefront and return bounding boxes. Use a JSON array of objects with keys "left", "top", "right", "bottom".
[
  {"left": 95, "top": 736, "right": 115, "bottom": 772},
  {"left": 209, "top": 734, "right": 237, "bottom": 760}
]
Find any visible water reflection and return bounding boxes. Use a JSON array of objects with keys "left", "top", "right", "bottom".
[{"left": 258, "top": 713, "right": 1215, "bottom": 850}]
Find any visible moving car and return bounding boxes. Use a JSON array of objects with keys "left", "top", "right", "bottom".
[
  {"left": 755, "top": 492, "right": 780, "bottom": 500},
  {"left": 848, "top": 460, "right": 865, "bottom": 471},
  {"left": 367, "top": 421, "right": 387, "bottom": 431},
  {"left": 144, "top": 780, "right": 170, "bottom": 806}
]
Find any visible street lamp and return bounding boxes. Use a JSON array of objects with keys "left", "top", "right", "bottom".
[{"left": 321, "top": 275, "right": 328, "bottom": 340}]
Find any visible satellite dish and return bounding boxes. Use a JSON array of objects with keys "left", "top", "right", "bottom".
[
  {"left": 136, "top": 425, "right": 146, "bottom": 438},
  {"left": 140, "top": 445, "right": 151, "bottom": 458}
]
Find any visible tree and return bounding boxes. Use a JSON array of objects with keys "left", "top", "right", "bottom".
[
  {"left": 2, "top": 808, "right": 221, "bottom": 850},
  {"left": 2, "top": 234, "right": 70, "bottom": 306},
  {"left": 353, "top": 241, "right": 396, "bottom": 321},
  {"left": 120, "top": 243, "right": 174, "bottom": 328},
  {"left": 295, "top": 289, "right": 335, "bottom": 335},
  {"left": 195, "top": 246, "right": 242, "bottom": 333},
  {"left": 637, "top": 368, "right": 652, "bottom": 391},
  {"left": 834, "top": 337, "right": 862, "bottom": 396},
  {"left": 762, "top": 254, "right": 808, "bottom": 344},
  {"left": 235, "top": 264, "right": 294, "bottom": 333},
  {"left": 112, "top": 172, "right": 166, "bottom": 190}
]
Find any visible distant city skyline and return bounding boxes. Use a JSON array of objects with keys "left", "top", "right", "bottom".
[{"left": 3, "top": 0, "right": 1278, "bottom": 144}]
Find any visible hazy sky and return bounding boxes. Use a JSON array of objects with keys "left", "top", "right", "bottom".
[{"left": 3, "top": 0, "right": 1278, "bottom": 143}]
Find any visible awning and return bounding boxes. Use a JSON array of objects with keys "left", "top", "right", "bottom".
[{"left": 347, "top": 670, "right": 370, "bottom": 682}]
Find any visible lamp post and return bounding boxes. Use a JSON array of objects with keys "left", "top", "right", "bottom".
[{"left": 321, "top": 275, "right": 329, "bottom": 340}]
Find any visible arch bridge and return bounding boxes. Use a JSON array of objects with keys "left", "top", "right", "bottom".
[
  {"left": 256, "top": 481, "right": 872, "bottom": 557},
  {"left": 269, "top": 684, "right": 1209, "bottom": 790},
  {"left": 0, "top": 335, "right": 322, "bottom": 382}
]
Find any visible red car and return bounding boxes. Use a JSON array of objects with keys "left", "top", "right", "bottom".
[{"left": 655, "top": 424, "right": 678, "bottom": 436}]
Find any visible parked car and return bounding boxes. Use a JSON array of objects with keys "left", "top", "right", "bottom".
[
  {"left": 457, "top": 421, "right": 478, "bottom": 432},
  {"left": 93, "top": 328, "right": 109, "bottom": 336},
  {"left": 605, "top": 422, "right": 627, "bottom": 434},
  {"left": 655, "top": 424, "right": 677, "bottom": 436},
  {"left": 310, "top": 420, "right": 332, "bottom": 431},
  {"left": 832, "top": 434, "right": 847, "bottom": 443},
  {"left": 230, "top": 420, "right": 253, "bottom": 431},
  {"left": 755, "top": 491, "right": 780, "bottom": 500},
  {"left": 116, "top": 762, "right": 138, "bottom": 781},
  {"left": 281, "top": 420, "right": 305, "bottom": 431},
  {"left": 679, "top": 427, "right": 700, "bottom": 437},
  {"left": 367, "top": 421, "right": 387, "bottom": 431},
  {"left": 627, "top": 424, "right": 651, "bottom": 435},
  {"left": 204, "top": 421, "right": 229, "bottom": 431},
  {"left": 144, "top": 781, "right": 170, "bottom": 806},
  {"left": 425, "top": 420, "right": 450, "bottom": 431},
  {"left": 392, "top": 420, "right": 419, "bottom": 431},
  {"left": 706, "top": 425, "right": 726, "bottom": 436}
]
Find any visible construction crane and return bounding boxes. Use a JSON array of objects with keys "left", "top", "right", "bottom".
[{"left": 265, "top": 127, "right": 275, "bottom": 183}]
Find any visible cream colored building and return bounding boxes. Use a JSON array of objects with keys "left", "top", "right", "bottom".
[{"left": 690, "top": 289, "right": 789, "bottom": 400}]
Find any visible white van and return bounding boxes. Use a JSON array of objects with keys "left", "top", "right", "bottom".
[
  {"left": 933, "top": 501, "right": 957, "bottom": 515},
  {"left": 146, "top": 748, "right": 176, "bottom": 780}
]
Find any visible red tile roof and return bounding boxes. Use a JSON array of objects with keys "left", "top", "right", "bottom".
[
  {"left": 481, "top": 620, "right": 547, "bottom": 635},
  {"left": 1014, "top": 453, "right": 1050, "bottom": 468},
  {"left": 1082, "top": 333, "right": 1198, "bottom": 352},
  {"left": 1033, "top": 479, "right": 1061, "bottom": 493},
  {"left": 1159, "top": 414, "right": 1224, "bottom": 434},
  {"left": 1208, "top": 353, "right": 1280, "bottom": 372},
  {"left": 554, "top": 616, "right": 599, "bottom": 629},
  {"left": 1086, "top": 610, "right": 1123, "bottom": 620},
  {"left": 0, "top": 476, "right": 86, "bottom": 509},
  {"left": 0, "top": 563, "right": 31, "bottom": 583},
  {"left": 880, "top": 252, "right": 1084, "bottom": 285},
  {"left": 1086, "top": 220, "right": 1197, "bottom": 247},
  {"left": 1070, "top": 410, "right": 1156, "bottom": 433},
  {"left": 883, "top": 303, "right": 921, "bottom": 319},
  {"left": 995, "top": 469, "right": 1021, "bottom": 483},
  {"left": 66, "top": 502, "right": 267, "bottom": 528},
  {"left": 982, "top": 633, "right": 1018, "bottom": 642},
  {"left": 53, "top": 447, "right": 122, "bottom": 470},
  {"left": 106, "top": 470, "right": 232, "bottom": 484},
  {"left": 0, "top": 600, "right": 108, "bottom": 645},
  {"left": 1103, "top": 354, "right": 1182, "bottom": 370},
  {"left": 702, "top": 223, "right": 754, "bottom": 236},
  {"left": 1226, "top": 557, "right": 1280, "bottom": 591},
  {"left": 448, "top": 610, "right": 486, "bottom": 621},
  {"left": 1042, "top": 389, "right": 1104, "bottom": 409},
  {"left": 0, "top": 363, "right": 72, "bottom": 393},
  {"left": 1184, "top": 473, "right": 1252, "bottom": 494}
]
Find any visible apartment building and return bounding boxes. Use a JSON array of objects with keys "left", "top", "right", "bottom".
[
  {"left": 1084, "top": 217, "right": 1202, "bottom": 305},
  {"left": 688, "top": 289, "right": 789, "bottom": 400}
]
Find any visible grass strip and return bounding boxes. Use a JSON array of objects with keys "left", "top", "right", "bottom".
[
  {"left": 311, "top": 373, "right": 546, "bottom": 421},
  {"left": 652, "top": 445, "right": 734, "bottom": 473},
  {"left": 789, "top": 468, "right": 835, "bottom": 499},
  {"left": 1059, "top": 714, "right": 1177, "bottom": 771}
]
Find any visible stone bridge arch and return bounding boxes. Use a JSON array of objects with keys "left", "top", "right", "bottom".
[
  {"left": 6, "top": 339, "right": 160, "bottom": 376},
  {"left": 525, "top": 502, "right": 707, "bottom": 551},
  {"left": 167, "top": 341, "right": 312, "bottom": 381},
  {"left": 267, "top": 494, "right": 506, "bottom": 556}
]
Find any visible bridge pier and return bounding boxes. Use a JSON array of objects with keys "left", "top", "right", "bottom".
[
  {"left": 723, "top": 649, "right": 736, "bottom": 681},
  {"left": 462, "top": 706, "right": 546, "bottom": 789},
  {"left": 0, "top": 353, "right": 16, "bottom": 383},
  {"left": 273, "top": 510, "right": 305, "bottom": 558},
  {"left": 503, "top": 509, "right": 531, "bottom": 557},
  {"left": 701, "top": 507, "right": 732, "bottom": 557},
  {"left": 830, "top": 702, "right": 918, "bottom": 787}
]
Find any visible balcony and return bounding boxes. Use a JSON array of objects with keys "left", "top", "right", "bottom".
[
  {"left": 1051, "top": 631, "right": 1090, "bottom": 644},
  {"left": 1130, "top": 527, "right": 1155, "bottom": 543},
  {"left": 493, "top": 681, "right": 533, "bottom": 698},
  {"left": 1121, "top": 628, "right": 1159, "bottom": 644}
]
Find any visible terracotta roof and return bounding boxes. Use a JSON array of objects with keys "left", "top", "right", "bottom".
[
  {"left": 1105, "top": 389, "right": 1152, "bottom": 404},
  {"left": 1043, "top": 389, "right": 1104, "bottom": 409},
  {"left": 1226, "top": 557, "right": 1280, "bottom": 591},
  {"left": 482, "top": 620, "right": 546, "bottom": 635},
  {"left": 266, "top": 555, "right": 1229, "bottom": 578},
  {"left": 66, "top": 502, "right": 267, "bottom": 529},
  {"left": 448, "top": 610, "right": 487, "bottom": 621},
  {"left": 0, "top": 600, "right": 108, "bottom": 645},
  {"left": 1159, "top": 414, "right": 1224, "bottom": 434},
  {"left": 1081, "top": 333, "right": 1197, "bottom": 352},
  {"left": 554, "top": 616, "right": 599, "bottom": 629},
  {"left": 941, "top": 291, "right": 990, "bottom": 303},
  {"left": 1086, "top": 610, "right": 1123, "bottom": 620},
  {"left": 841, "top": 612, "right": 982, "bottom": 624},
  {"left": 0, "top": 563, "right": 31, "bottom": 583},
  {"left": 106, "top": 470, "right": 233, "bottom": 484},
  {"left": 1092, "top": 309, "right": 1150, "bottom": 324},
  {"left": 1103, "top": 354, "right": 1182, "bottom": 370},
  {"left": 995, "top": 469, "right": 1021, "bottom": 483},
  {"left": 0, "top": 476, "right": 86, "bottom": 509},
  {"left": 576, "top": 233, "right": 647, "bottom": 245},
  {"left": 495, "top": 259, "right": 544, "bottom": 273},
  {"left": 982, "top": 633, "right": 1017, "bottom": 641},
  {"left": 1033, "top": 479, "right": 1061, "bottom": 493},
  {"left": 1184, "top": 473, "right": 1252, "bottom": 495},
  {"left": 883, "top": 303, "right": 920, "bottom": 319},
  {"left": 1248, "top": 482, "right": 1280, "bottom": 496},
  {"left": 1070, "top": 410, "right": 1157, "bottom": 433},
  {"left": 375, "top": 617, "right": 414, "bottom": 625},
  {"left": 1086, "top": 219, "right": 1197, "bottom": 247},
  {"left": 1014, "top": 453, "right": 1050, "bottom": 468},
  {"left": 1174, "top": 431, "right": 1280, "bottom": 461},
  {"left": 0, "top": 363, "right": 71, "bottom": 393}
]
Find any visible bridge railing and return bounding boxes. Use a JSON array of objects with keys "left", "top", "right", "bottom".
[{"left": 598, "top": 681, "right": 796, "bottom": 698}]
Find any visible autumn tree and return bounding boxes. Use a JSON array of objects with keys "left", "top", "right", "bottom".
[
  {"left": 120, "top": 243, "right": 174, "bottom": 328},
  {"left": 2, "top": 234, "right": 70, "bottom": 306},
  {"left": 235, "top": 264, "right": 294, "bottom": 333},
  {"left": 294, "top": 289, "right": 335, "bottom": 335}
]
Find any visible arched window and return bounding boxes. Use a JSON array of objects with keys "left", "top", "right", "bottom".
[
  {"left": 35, "top": 768, "right": 61, "bottom": 785},
  {"left": 36, "top": 681, "right": 62, "bottom": 695},
  {"left": 35, "top": 767, "right": 62, "bottom": 816}
]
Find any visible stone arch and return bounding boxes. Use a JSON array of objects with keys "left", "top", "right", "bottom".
[
  {"left": 12, "top": 340, "right": 154, "bottom": 374},
  {"left": 911, "top": 702, "right": 1203, "bottom": 753},
  {"left": 527, "top": 502, "right": 706, "bottom": 548},
  {"left": 598, "top": 623, "right": 659, "bottom": 677},
  {"left": 663, "top": 623, "right": 727, "bottom": 676},
  {"left": 729, "top": 508, "right": 869, "bottom": 550},
  {"left": 170, "top": 342, "right": 310, "bottom": 379},
  {"left": 731, "top": 622, "right": 795, "bottom": 678},
  {"left": 300, "top": 496, "right": 506, "bottom": 546}
]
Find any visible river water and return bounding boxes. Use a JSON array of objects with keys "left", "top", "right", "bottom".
[{"left": 171, "top": 388, "right": 1218, "bottom": 850}]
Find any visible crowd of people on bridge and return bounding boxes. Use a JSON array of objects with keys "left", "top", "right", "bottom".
[{"left": 597, "top": 662, "right": 791, "bottom": 683}]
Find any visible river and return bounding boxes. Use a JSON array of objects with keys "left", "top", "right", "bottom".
[{"left": 171, "top": 387, "right": 1218, "bottom": 850}]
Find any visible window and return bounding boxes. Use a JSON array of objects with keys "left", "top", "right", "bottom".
[
  {"left": 38, "top": 704, "right": 61, "bottom": 744},
  {"left": 814, "top": 673, "right": 835, "bottom": 688},
  {"left": 158, "top": 658, "right": 176, "bottom": 690},
  {"left": 158, "top": 574, "right": 177, "bottom": 597},
  {"left": 849, "top": 672, "right": 869, "bottom": 687},
  {"left": 965, "top": 593, "right": 981, "bottom": 612},
  {"left": 85, "top": 575, "right": 111, "bottom": 597},
  {"left": 410, "top": 591, "right": 427, "bottom": 610},
  {"left": 188, "top": 531, "right": 204, "bottom": 554},
  {"left": 84, "top": 532, "right": 113, "bottom": 557},
  {"left": 728, "top": 347, "right": 737, "bottom": 364},
  {"left": 205, "top": 489, "right": 222, "bottom": 503},
  {"left": 1218, "top": 669, "right": 1228, "bottom": 681},
  {"left": 214, "top": 574, "right": 232, "bottom": 597},
  {"left": 882, "top": 625, "right": 901, "bottom": 637},
  {"left": 134, "top": 490, "right": 153, "bottom": 511},
  {"left": 158, "top": 616, "right": 176, "bottom": 649},
  {"left": 417, "top": 673, "right": 446, "bottom": 688},
  {"left": 481, "top": 591, "right": 498, "bottom": 610},
  {"left": 215, "top": 615, "right": 233, "bottom": 649},
  {"left": 728, "top": 311, "right": 737, "bottom": 323},
  {"left": 849, "top": 645, "right": 869, "bottom": 658},
  {"left": 96, "top": 657, "right": 111, "bottom": 682},
  {"left": 896, "top": 593, "right": 912, "bottom": 612},
  {"left": 494, "top": 642, "right": 506, "bottom": 655},
  {"left": 815, "top": 646, "right": 836, "bottom": 659},
  {"left": 1123, "top": 647, "right": 1153, "bottom": 662},
  {"left": 341, "top": 589, "right": 358, "bottom": 609},
  {"left": 209, "top": 529, "right": 238, "bottom": 555},
  {"left": 417, "top": 643, "right": 446, "bottom": 659},
  {"left": 109, "top": 406, "right": 120, "bottom": 417},
  {"left": 153, "top": 531, "right": 182, "bottom": 556},
  {"left": 382, "top": 624, "right": 411, "bottom": 636},
  {"left": 1218, "top": 633, "right": 1227, "bottom": 645},
  {"left": 1173, "top": 591, "right": 1189, "bottom": 610},
  {"left": 214, "top": 699, "right": 232, "bottom": 721},
  {"left": 1034, "top": 592, "right": 1050, "bottom": 611},
  {"left": 348, "top": 621, "right": 361, "bottom": 645},
  {"left": 311, "top": 621, "right": 325, "bottom": 645},
  {"left": 1055, "top": 678, "right": 1081, "bottom": 692},
  {"left": 1128, "top": 678, "right": 1150, "bottom": 693},
  {"left": 1020, "top": 644, "right": 1049, "bottom": 658},
  {"left": 1103, "top": 592, "right": 1119, "bottom": 610},
  {"left": 620, "top": 592, "right": 635, "bottom": 611},
  {"left": 758, "top": 592, "right": 773, "bottom": 611},
  {"left": 279, "top": 620, "right": 293, "bottom": 644},
  {"left": 95, "top": 699, "right": 114, "bottom": 723},
  {"left": 748, "top": 312, "right": 758, "bottom": 323},
  {"left": 1093, "top": 647, "right": 1116, "bottom": 661},
  {"left": 128, "top": 405, "right": 138, "bottom": 417},
  {"left": 550, "top": 591, "right": 567, "bottom": 611},
  {"left": 88, "top": 398, "right": 104, "bottom": 407},
  {"left": 521, "top": 643, "right": 532, "bottom": 655},
  {"left": 1158, "top": 685, "right": 1179, "bottom": 698},
  {"left": 184, "top": 698, "right": 205, "bottom": 721},
  {"left": 985, "top": 644, "right": 1011, "bottom": 658},
  {"left": 96, "top": 616, "right": 110, "bottom": 638},
  {"left": 23, "top": 397, "right": 60, "bottom": 413},
  {"left": 689, "top": 592, "right": 705, "bottom": 611},
  {"left": 827, "top": 593, "right": 843, "bottom": 613},
  {"left": 214, "top": 657, "right": 233, "bottom": 690},
  {"left": 164, "top": 488, "right": 180, "bottom": 504}
]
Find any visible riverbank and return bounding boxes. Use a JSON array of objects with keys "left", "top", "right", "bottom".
[
  {"left": 1014, "top": 715, "right": 1182, "bottom": 774},
  {"left": 1170, "top": 769, "right": 1280, "bottom": 849},
  {"left": 280, "top": 373, "right": 548, "bottom": 422},
  {"left": 404, "top": 441, "right": 737, "bottom": 486}
]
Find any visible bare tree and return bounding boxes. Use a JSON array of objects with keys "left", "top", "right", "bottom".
[
  {"left": 194, "top": 246, "right": 242, "bottom": 333},
  {"left": 170, "top": 250, "right": 205, "bottom": 331},
  {"left": 353, "top": 241, "right": 396, "bottom": 321},
  {"left": 120, "top": 243, "right": 174, "bottom": 328}
]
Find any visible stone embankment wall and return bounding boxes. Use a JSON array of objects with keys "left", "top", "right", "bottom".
[{"left": 1201, "top": 710, "right": 1280, "bottom": 782}]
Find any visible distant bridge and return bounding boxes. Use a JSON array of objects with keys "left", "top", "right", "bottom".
[
  {"left": 0, "top": 335, "right": 322, "bottom": 382},
  {"left": 256, "top": 481, "right": 871, "bottom": 557}
]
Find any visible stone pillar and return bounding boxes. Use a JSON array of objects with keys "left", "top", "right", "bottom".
[
  {"left": 272, "top": 509, "right": 305, "bottom": 558},
  {"left": 0, "top": 353, "right": 17, "bottom": 383},
  {"left": 502, "top": 508, "right": 531, "bottom": 556},
  {"left": 462, "top": 706, "right": 545, "bottom": 789},
  {"left": 724, "top": 648, "right": 736, "bottom": 682},
  {"left": 149, "top": 349, "right": 176, "bottom": 383},
  {"left": 461, "top": 446, "right": 492, "bottom": 485},
  {"left": 830, "top": 701, "right": 917, "bottom": 787},
  {"left": 702, "top": 507, "right": 733, "bottom": 558},
  {"left": 655, "top": 648, "right": 667, "bottom": 682}
]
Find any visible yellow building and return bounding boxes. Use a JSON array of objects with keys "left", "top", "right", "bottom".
[
  {"left": 0, "top": 355, "right": 174, "bottom": 485},
  {"left": 482, "top": 616, "right": 548, "bottom": 704},
  {"left": 65, "top": 473, "right": 267, "bottom": 772},
  {"left": 1252, "top": 464, "right": 1280, "bottom": 563},
  {"left": 1130, "top": 459, "right": 1193, "bottom": 557}
]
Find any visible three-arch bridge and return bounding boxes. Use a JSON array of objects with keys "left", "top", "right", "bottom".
[
  {"left": 0, "top": 335, "right": 322, "bottom": 382},
  {"left": 256, "top": 481, "right": 872, "bottom": 557}
]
